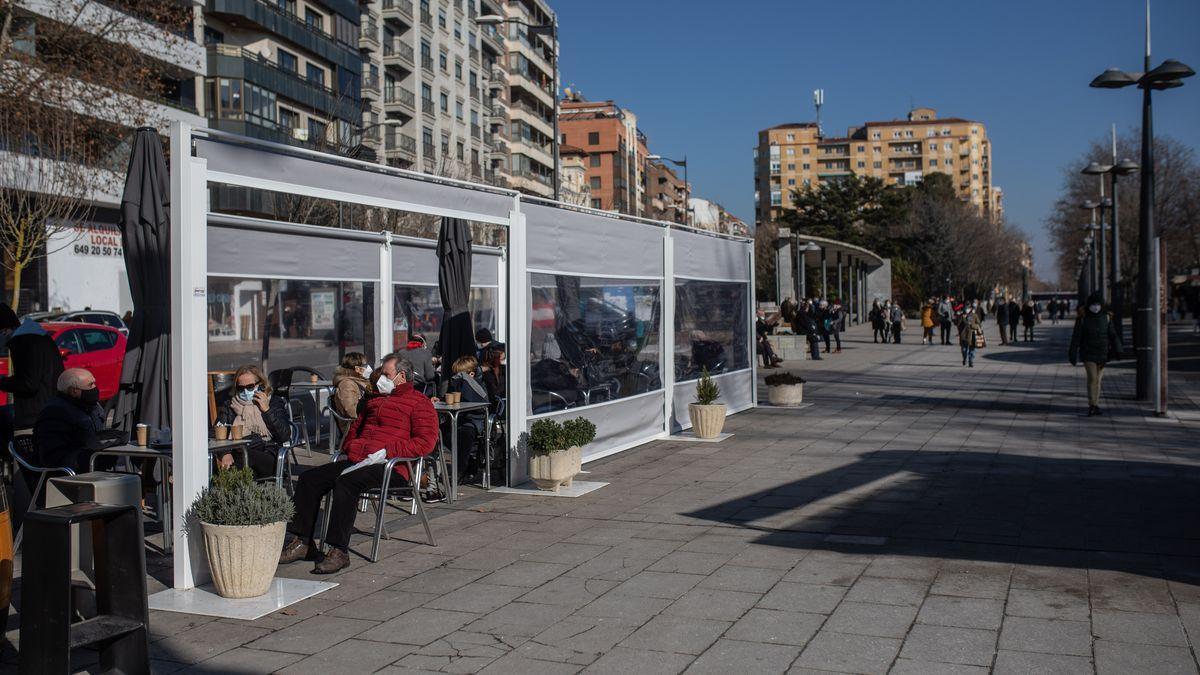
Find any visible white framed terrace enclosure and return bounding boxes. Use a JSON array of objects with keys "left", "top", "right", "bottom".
[{"left": 168, "top": 122, "right": 754, "bottom": 589}]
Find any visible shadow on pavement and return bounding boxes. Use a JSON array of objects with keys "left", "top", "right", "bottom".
[{"left": 684, "top": 451, "right": 1200, "bottom": 584}]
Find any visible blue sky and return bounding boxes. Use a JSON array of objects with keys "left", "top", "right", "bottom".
[{"left": 554, "top": 0, "right": 1200, "bottom": 281}]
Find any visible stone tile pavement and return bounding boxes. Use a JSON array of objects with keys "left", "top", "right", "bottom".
[{"left": 5, "top": 321, "right": 1200, "bottom": 673}]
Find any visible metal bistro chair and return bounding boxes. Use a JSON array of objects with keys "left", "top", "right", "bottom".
[
  {"left": 9, "top": 434, "right": 75, "bottom": 552},
  {"left": 318, "top": 454, "right": 436, "bottom": 562},
  {"left": 323, "top": 404, "right": 354, "bottom": 459},
  {"left": 272, "top": 420, "right": 307, "bottom": 493},
  {"left": 286, "top": 398, "right": 312, "bottom": 458}
]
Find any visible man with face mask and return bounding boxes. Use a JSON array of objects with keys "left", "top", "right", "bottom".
[
  {"left": 0, "top": 303, "right": 64, "bottom": 432},
  {"left": 33, "top": 368, "right": 105, "bottom": 473},
  {"left": 1068, "top": 291, "right": 1122, "bottom": 416}
]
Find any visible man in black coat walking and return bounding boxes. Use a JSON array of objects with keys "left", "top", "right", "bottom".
[{"left": 0, "top": 304, "right": 64, "bottom": 431}]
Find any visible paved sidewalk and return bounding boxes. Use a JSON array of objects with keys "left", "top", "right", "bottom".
[{"left": 11, "top": 322, "right": 1200, "bottom": 674}]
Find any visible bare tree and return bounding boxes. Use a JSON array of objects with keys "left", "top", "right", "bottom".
[{"left": 0, "top": 0, "right": 187, "bottom": 307}]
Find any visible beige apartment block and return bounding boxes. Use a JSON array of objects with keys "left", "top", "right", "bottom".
[{"left": 754, "top": 107, "right": 1000, "bottom": 224}]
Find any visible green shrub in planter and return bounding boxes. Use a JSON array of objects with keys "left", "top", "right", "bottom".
[
  {"left": 562, "top": 417, "right": 596, "bottom": 448},
  {"left": 530, "top": 417, "right": 596, "bottom": 456},
  {"left": 764, "top": 372, "right": 806, "bottom": 387},
  {"left": 694, "top": 367, "right": 721, "bottom": 405},
  {"left": 187, "top": 467, "right": 294, "bottom": 529}
]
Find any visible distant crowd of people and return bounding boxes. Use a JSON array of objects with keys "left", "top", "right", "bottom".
[{"left": 755, "top": 296, "right": 848, "bottom": 367}]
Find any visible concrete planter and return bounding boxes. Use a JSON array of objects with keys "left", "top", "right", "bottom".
[
  {"left": 688, "top": 403, "right": 727, "bottom": 438},
  {"left": 529, "top": 446, "right": 582, "bottom": 492},
  {"left": 768, "top": 383, "right": 805, "bottom": 406},
  {"left": 201, "top": 521, "right": 286, "bottom": 598}
]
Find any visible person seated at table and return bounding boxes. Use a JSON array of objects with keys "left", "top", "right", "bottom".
[
  {"left": 442, "top": 355, "right": 488, "bottom": 483},
  {"left": 215, "top": 365, "right": 290, "bottom": 479},
  {"left": 401, "top": 333, "right": 437, "bottom": 392},
  {"left": 332, "top": 351, "right": 372, "bottom": 433},
  {"left": 480, "top": 344, "right": 506, "bottom": 410},
  {"left": 280, "top": 355, "right": 438, "bottom": 573},
  {"left": 33, "top": 368, "right": 107, "bottom": 474}
]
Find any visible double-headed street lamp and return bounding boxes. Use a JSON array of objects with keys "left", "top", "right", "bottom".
[
  {"left": 1081, "top": 157, "right": 1139, "bottom": 339},
  {"left": 646, "top": 154, "right": 689, "bottom": 227},
  {"left": 475, "top": 13, "right": 560, "bottom": 201},
  {"left": 1089, "top": 1, "right": 1194, "bottom": 400}
]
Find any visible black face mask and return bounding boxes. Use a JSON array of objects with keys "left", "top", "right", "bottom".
[{"left": 77, "top": 387, "right": 100, "bottom": 407}]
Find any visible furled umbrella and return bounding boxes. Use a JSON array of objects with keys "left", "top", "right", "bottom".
[
  {"left": 436, "top": 216, "right": 475, "bottom": 385},
  {"left": 113, "top": 127, "right": 171, "bottom": 434}
]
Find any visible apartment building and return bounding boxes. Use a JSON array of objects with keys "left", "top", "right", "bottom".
[
  {"left": 558, "top": 143, "right": 591, "bottom": 206},
  {"left": 643, "top": 159, "right": 687, "bottom": 224},
  {"left": 1, "top": 0, "right": 205, "bottom": 313},
  {"left": 559, "top": 97, "right": 646, "bottom": 215},
  {"left": 754, "top": 107, "right": 1000, "bottom": 224}
]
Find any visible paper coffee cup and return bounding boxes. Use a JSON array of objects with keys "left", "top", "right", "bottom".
[
  {"left": 135, "top": 424, "right": 148, "bottom": 447},
  {"left": 214, "top": 425, "right": 228, "bottom": 440},
  {"left": 231, "top": 424, "right": 244, "bottom": 440}
]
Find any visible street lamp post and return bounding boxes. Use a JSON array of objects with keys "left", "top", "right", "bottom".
[
  {"left": 1080, "top": 200, "right": 1103, "bottom": 301},
  {"left": 1090, "top": 1, "right": 1194, "bottom": 400},
  {"left": 647, "top": 155, "right": 689, "bottom": 227},
  {"left": 475, "top": 13, "right": 560, "bottom": 200}
]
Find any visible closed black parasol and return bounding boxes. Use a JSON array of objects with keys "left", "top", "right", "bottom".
[
  {"left": 113, "top": 128, "right": 171, "bottom": 433},
  {"left": 436, "top": 216, "right": 475, "bottom": 382}
]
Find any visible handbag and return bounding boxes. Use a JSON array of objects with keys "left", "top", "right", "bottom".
[{"left": 973, "top": 331, "right": 986, "bottom": 349}]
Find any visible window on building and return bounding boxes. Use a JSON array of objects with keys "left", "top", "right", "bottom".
[
  {"left": 455, "top": 99, "right": 464, "bottom": 120},
  {"left": 277, "top": 48, "right": 298, "bottom": 73},
  {"left": 802, "top": 163, "right": 810, "bottom": 170},
  {"left": 929, "top": 142, "right": 937, "bottom": 150},
  {"left": 589, "top": 176, "right": 601, "bottom": 189},
  {"left": 930, "top": 159, "right": 938, "bottom": 167},
  {"left": 873, "top": 161, "right": 882, "bottom": 169},
  {"left": 801, "top": 147, "right": 810, "bottom": 155},
  {"left": 786, "top": 148, "right": 794, "bottom": 156},
  {"left": 277, "top": 0, "right": 296, "bottom": 14},
  {"left": 787, "top": 163, "right": 795, "bottom": 170},
  {"left": 905, "top": 130, "right": 914, "bottom": 137},
  {"left": 802, "top": 178, "right": 811, "bottom": 186},
  {"left": 590, "top": 155, "right": 601, "bottom": 167},
  {"left": 422, "top": 125, "right": 434, "bottom": 149},
  {"left": 457, "top": 141, "right": 465, "bottom": 160},
  {"left": 971, "top": 127, "right": 978, "bottom": 135},
  {"left": 786, "top": 133, "right": 795, "bottom": 141},
  {"left": 307, "top": 117, "right": 326, "bottom": 143},
  {"left": 945, "top": 158, "right": 953, "bottom": 166},
  {"left": 770, "top": 190, "right": 782, "bottom": 206},
  {"left": 305, "top": 63, "right": 324, "bottom": 86},
  {"left": 280, "top": 107, "right": 299, "bottom": 130},
  {"left": 857, "top": 145, "right": 865, "bottom": 152},
  {"left": 856, "top": 161, "right": 865, "bottom": 169},
  {"left": 441, "top": 132, "right": 450, "bottom": 155},
  {"left": 587, "top": 131, "right": 599, "bottom": 145},
  {"left": 454, "top": 21, "right": 462, "bottom": 40},
  {"left": 469, "top": 70, "right": 477, "bottom": 90},
  {"left": 304, "top": 8, "right": 323, "bottom": 31},
  {"left": 455, "top": 59, "right": 463, "bottom": 80},
  {"left": 440, "top": 92, "right": 448, "bottom": 112},
  {"left": 787, "top": 178, "right": 796, "bottom": 185},
  {"left": 871, "top": 131, "right": 881, "bottom": 139},
  {"left": 421, "top": 39, "right": 432, "bottom": 60},
  {"left": 438, "top": 8, "right": 447, "bottom": 28},
  {"left": 591, "top": 198, "right": 602, "bottom": 209},
  {"left": 439, "top": 50, "right": 448, "bottom": 71}
]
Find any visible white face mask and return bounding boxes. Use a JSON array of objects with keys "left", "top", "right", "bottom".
[
  {"left": 1088, "top": 304, "right": 1101, "bottom": 314},
  {"left": 375, "top": 375, "right": 395, "bottom": 395},
  {"left": 359, "top": 364, "right": 372, "bottom": 379}
]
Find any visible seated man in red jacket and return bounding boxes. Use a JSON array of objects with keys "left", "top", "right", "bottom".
[{"left": 280, "top": 354, "right": 439, "bottom": 574}]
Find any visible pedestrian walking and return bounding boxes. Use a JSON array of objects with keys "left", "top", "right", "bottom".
[
  {"left": 829, "top": 299, "right": 844, "bottom": 353},
  {"left": 1047, "top": 299, "right": 1059, "bottom": 325},
  {"left": 870, "top": 301, "right": 885, "bottom": 343},
  {"left": 889, "top": 302, "right": 904, "bottom": 344},
  {"left": 1021, "top": 300, "right": 1037, "bottom": 342},
  {"left": 792, "top": 300, "right": 821, "bottom": 361},
  {"left": 937, "top": 296, "right": 953, "bottom": 345},
  {"left": 920, "top": 300, "right": 935, "bottom": 345},
  {"left": 958, "top": 302, "right": 983, "bottom": 367},
  {"left": 994, "top": 297, "right": 1009, "bottom": 345},
  {"left": 1006, "top": 298, "right": 1020, "bottom": 344},
  {"left": 1068, "top": 292, "right": 1122, "bottom": 416}
]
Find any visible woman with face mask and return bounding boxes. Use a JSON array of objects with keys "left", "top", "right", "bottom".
[
  {"left": 1068, "top": 291, "right": 1123, "bottom": 416},
  {"left": 215, "top": 364, "right": 291, "bottom": 478},
  {"left": 332, "top": 352, "right": 372, "bottom": 434}
]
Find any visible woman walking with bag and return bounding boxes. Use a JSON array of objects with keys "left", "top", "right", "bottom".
[
  {"left": 1069, "top": 292, "right": 1122, "bottom": 416},
  {"left": 958, "top": 302, "right": 983, "bottom": 367}
]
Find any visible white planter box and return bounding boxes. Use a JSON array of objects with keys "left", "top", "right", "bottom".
[
  {"left": 201, "top": 521, "right": 286, "bottom": 599},
  {"left": 688, "top": 403, "right": 727, "bottom": 439},
  {"left": 529, "top": 445, "right": 582, "bottom": 492},
  {"left": 767, "top": 383, "right": 805, "bottom": 406}
]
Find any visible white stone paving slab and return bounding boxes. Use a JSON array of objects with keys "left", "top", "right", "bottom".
[
  {"left": 149, "top": 578, "right": 337, "bottom": 620},
  {"left": 490, "top": 480, "right": 609, "bottom": 498}
]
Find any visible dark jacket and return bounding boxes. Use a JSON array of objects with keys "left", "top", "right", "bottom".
[
  {"left": 1069, "top": 311, "right": 1121, "bottom": 365},
  {"left": 1021, "top": 305, "right": 1037, "bottom": 327},
  {"left": 33, "top": 393, "right": 104, "bottom": 472},
  {"left": 342, "top": 382, "right": 438, "bottom": 481},
  {"left": 402, "top": 346, "right": 437, "bottom": 387},
  {"left": 216, "top": 394, "right": 292, "bottom": 449},
  {"left": 1007, "top": 301, "right": 1020, "bottom": 325},
  {"left": 995, "top": 302, "right": 1009, "bottom": 323},
  {"left": 792, "top": 307, "right": 817, "bottom": 336},
  {"left": 2, "top": 332, "right": 65, "bottom": 429}
]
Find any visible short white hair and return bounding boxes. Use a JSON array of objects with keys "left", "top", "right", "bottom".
[{"left": 57, "top": 368, "right": 94, "bottom": 393}]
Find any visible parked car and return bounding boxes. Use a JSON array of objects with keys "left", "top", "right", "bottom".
[
  {"left": 0, "top": 322, "right": 127, "bottom": 404},
  {"left": 22, "top": 310, "right": 128, "bottom": 335}
]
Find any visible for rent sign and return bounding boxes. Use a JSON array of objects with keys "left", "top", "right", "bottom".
[{"left": 67, "top": 222, "right": 124, "bottom": 258}]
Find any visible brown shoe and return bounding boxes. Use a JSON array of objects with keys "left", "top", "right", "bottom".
[
  {"left": 279, "top": 535, "right": 311, "bottom": 564},
  {"left": 313, "top": 546, "right": 350, "bottom": 574}
]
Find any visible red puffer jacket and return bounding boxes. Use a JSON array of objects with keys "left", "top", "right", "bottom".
[{"left": 342, "top": 382, "right": 439, "bottom": 481}]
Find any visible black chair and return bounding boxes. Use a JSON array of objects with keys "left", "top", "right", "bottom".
[{"left": 9, "top": 433, "right": 75, "bottom": 553}]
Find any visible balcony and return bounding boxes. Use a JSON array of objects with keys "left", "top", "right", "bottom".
[
  {"left": 420, "top": 97, "right": 435, "bottom": 117},
  {"left": 206, "top": 0, "right": 358, "bottom": 70},
  {"left": 384, "top": 129, "right": 417, "bottom": 161},
  {"left": 362, "top": 73, "right": 381, "bottom": 98},
  {"left": 420, "top": 8, "right": 432, "bottom": 28},
  {"left": 423, "top": 142, "right": 436, "bottom": 158},
  {"left": 471, "top": 123, "right": 481, "bottom": 139},
  {"left": 509, "top": 70, "right": 553, "bottom": 106},
  {"left": 489, "top": 102, "right": 507, "bottom": 121},
  {"left": 480, "top": 25, "right": 503, "bottom": 53},
  {"left": 383, "top": 39, "right": 414, "bottom": 69},
  {"left": 421, "top": 54, "right": 434, "bottom": 72},
  {"left": 381, "top": 0, "right": 412, "bottom": 22},
  {"left": 360, "top": 14, "right": 380, "bottom": 49},
  {"left": 383, "top": 85, "right": 415, "bottom": 113},
  {"left": 207, "top": 44, "right": 359, "bottom": 122},
  {"left": 469, "top": 45, "right": 479, "bottom": 62}
]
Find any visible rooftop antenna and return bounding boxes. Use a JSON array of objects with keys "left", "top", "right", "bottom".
[{"left": 813, "top": 89, "right": 824, "bottom": 139}]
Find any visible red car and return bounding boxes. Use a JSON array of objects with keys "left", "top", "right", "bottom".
[{"left": 0, "top": 322, "right": 127, "bottom": 404}]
